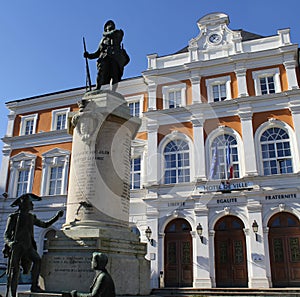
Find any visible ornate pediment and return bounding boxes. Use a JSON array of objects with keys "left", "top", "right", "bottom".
[{"left": 188, "top": 12, "right": 243, "bottom": 60}]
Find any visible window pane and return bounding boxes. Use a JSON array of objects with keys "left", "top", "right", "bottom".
[
  {"left": 261, "top": 127, "right": 293, "bottom": 176},
  {"left": 16, "top": 170, "right": 29, "bottom": 197},
  {"left": 210, "top": 134, "right": 239, "bottom": 180},
  {"left": 130, "top": 157, "right": 141, "bottom": 189},
  {"left": 48, "top": 166, "right": 63, "bottom": 195},
  {"left": 164, "top": 139, "right": 190, "bottom": 184},
  {"left": 25, "top": 120, "right": 34, "bottom": 135},
  {"left": 56, "top": 114, "right": 66, "bottom": 130}
]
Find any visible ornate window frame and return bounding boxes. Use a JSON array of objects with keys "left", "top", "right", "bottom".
[
  {"left": 130, "top": 139, "right": 146, "bottom": 190},
  {"left": 8, "top": 152, "right": 36, "bottom": 198},
  {"left": 40, "top": 148, "right": 70, "bottom": 196},
  {"left": 252, "top": 68, "right": 281, "bottom": 96},
  {"left": 19, "top": 114, "right": 38, "bottom": 135},
  {"left": 162, "top": 83, "right": 187, "bottom": 109},
  {"left": 205, "top": 126, "right": 244, "bottom": 179},
  {"left": 126, "top": 94, "right": 144, "bottom": 117},
  {"left": 51, "top": 108, "right": 70, "bottom": 131},
  {"left": 254, "top": 119, "right": 299, "bottom": 175},
  {"left": 206, "top": 76, "right": 232, "bottom": 103},
  {"left": 158, "top": 131, "right": 194, "bottom": 184}
]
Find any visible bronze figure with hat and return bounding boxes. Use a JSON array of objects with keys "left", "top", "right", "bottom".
[{"left": 3, "top": 193, "right": 64, "bottom": 297}]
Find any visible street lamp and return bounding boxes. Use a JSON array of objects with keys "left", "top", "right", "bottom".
[
  {"left": 196, "top": 223, "right": 204, "bottom": 243},
  {"left": 252, "top": 220, "right": 259, "bottom": 241},
  {"left": 145, "top": 226, "right": 154, "bottom": 246}
]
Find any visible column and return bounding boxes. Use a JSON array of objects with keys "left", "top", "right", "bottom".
[
  {"left": 145, "top": 78, "right": 157, "bottom": 111},
  {"left": 145, "top": 209, "right": 159, "bottom": 288},
  {"left": 146, "top": 119, "right": 159, "bottom": 185},
  {"left": 191, "top": 115, "right": 206, "bottom": 180},
  {"left": 194, "top": 206, "right": 212, "bottom": 287},
  {"left": 289, "top": 102, "right": 300, "bottom": 171},
  {"left": 247, "top": 202, "right": 269, "bottom": 288},
  {"left": 5, "top": 111, "right": 16, "bottom": 137},
  {"left": 284, "top": 60, "right": 299, "bottom": 90},
  {"left": 208, "top": 229, "right": 216, "bottom": 287},
  {"left": 235, "top": 68, "right": 249, "bottom": 97},
  {"left": 190, "top": 71, "right": 201, "bottom": 103},
  {"left": 0, "top": 147, "right": 11, "bottom": 195},
  {"left": 238, "top": 106, "right": 258, "bottom": 176}
]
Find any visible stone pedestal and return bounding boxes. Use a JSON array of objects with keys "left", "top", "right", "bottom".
[{"left": 40, "top": 91, "right": 150, "bottom": 295}]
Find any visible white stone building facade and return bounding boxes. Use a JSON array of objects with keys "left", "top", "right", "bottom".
[{"left": 1, "top": 12, "right": 300, "bottom": 289}]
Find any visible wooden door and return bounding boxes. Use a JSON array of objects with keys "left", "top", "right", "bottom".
[
  {"left": 164, "top": 219, "right": 193, "bottom": 287},
  {"left": 215, "top": 216, "right": 248, "bottom": 287},
  {"left": 268, "top": 212, "right": 300, "bottom": 287}
]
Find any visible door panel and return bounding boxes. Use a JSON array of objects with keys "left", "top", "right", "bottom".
[
  {"left": 215, "top": 216, "right": 248, "bottom": 287},
  {"left": 268, "top": 213, "right": 300, "bottom": 287},
  {"left": 164, "top": 219, "right": 193, "bottom": 287}
]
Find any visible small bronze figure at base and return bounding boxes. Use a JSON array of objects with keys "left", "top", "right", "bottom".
[{"left": 64, "top": 252, "right": 115, "bottom": 297}]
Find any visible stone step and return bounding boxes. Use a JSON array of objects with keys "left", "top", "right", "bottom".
[{"left": 151, "top": 288, "right": 300, "bottom": 296}]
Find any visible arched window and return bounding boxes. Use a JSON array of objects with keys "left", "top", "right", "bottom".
[
  {"left": 260, "top": 127, "right": 293, "bottom": 175},
  {"left": 209, "top": 134, "right": 239, "bottom": 180},
  {"left": 164, "top": 139, "right": 190, "bottom": 184}
]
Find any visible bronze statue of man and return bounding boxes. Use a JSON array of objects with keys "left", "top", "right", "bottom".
[
  {"left": 84, "top": 20, "right": 130, "bottom": 91},
  {"left": 68, "top": 252, "right": 116, "bottom": 297},
  {"left": 3, "top": 193, "right": 64, "bottom": 297}
]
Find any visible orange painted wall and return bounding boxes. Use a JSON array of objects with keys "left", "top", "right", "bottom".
[
  {"left": 13, "top": 104, "right": 78, "bottom": 137},
  {"left": 203, "top": 116, "right": 242, "bottom": 141},
  {"left": 156, "top": 80, "right": 191, "bottom": 110},
  {"left": 8, "top": 142, "right": 72, "bottom": 195},
  {"left": 158, "top": 122, "right": 193, "bottom": 145},
  {"left": 200, "top": 72, "right": 238, "bottom": 102},
  {"left": 246, "top": 65, "right": 288, "bottom": 96},
  {"left": 253, "top": 109, "right": 294, "bottom": 134},
  {"left": 136, "top": 132, "right": 148, "bottom": 140}
]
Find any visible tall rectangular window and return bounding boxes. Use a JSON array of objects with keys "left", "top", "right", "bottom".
[
  {"left": 259, "top": 76, "right": 275, "bottom": 95},
  {"left": 130, "top": 157, "right": 141, "bottom": 189},
  {"left": 56, "top": 114, "right": 67, "bottom": 130},
  {"left": 16, "top": 169, "right": 29, "bottom": 197},
  {"left": 252, "top": 68, "right": 281, "bottom": 96},
  {"left": 20, "top": 114, "right": 38, "bottom": 135},
  {"left": 51, "top": 108, "right": 70, "bottom": 131},
  {"left": 162, "top": 84, "right": 186, "bottom": 110},
  {"left": 213, "top": 83, "right": 227, "bottom": 102},
  {"left": 48, "top": 166, "right": 63, "bottom": 195},
  {"left": 24, "top": 120, "right": 34, "bottom": 135},
  {"left": 129, "top": 101, "right": 140, "bottom": 117},
  {"left": 206, "top": 76, "right": 231, "bottom": 103},
  {"left": 168, "top": 90, "right": 182, "bottom": 108}
]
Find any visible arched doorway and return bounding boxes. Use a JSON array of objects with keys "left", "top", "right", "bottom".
[
  {"left": 268, "top": 212, "right": 300, "bottom": 287},
  {"left": 214, "top": 215, "right": 248, "bottom": 287},
  {"left": 164, "top": 218, "right": 193, "bottom": 287}
]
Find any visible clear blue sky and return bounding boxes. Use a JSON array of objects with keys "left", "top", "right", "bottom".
[{"left": 0, "top": 0, "right": 299, "bottom": 167}]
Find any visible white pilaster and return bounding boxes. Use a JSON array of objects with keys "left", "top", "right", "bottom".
[
  {"left": 146, "top": 209, "right": 159, "bottom": 288},
  {"left": 284, "top": 59, "right": 299, "bottom": 90},
  {"left": 238, "top": 107, "right": 258, "bottom": 176},
  {"left": 147, "top": 81, "right": 157, "bottom": 111},
  {"left": 191, "top": 115, "right": 206, "bottom": 180},
  {"left": 190, "top": 72, "right": 201, "bottom": 103},
  {"left": 289, "top": 102, "right": 300, "bottom": 171},
  {"left": 5, "top": 111, "right": 16, "bottom": 137},
  {"left": 235, "top": 68, "right": 249, "bottom": 97},
  {"left": 0, "top": 147, "right": 11, "bottom": 195},
  {"left": 193, "top": 206, "right": 212, "bottom": 287},
  {"left": 146, "top": 119, "right": 159, "bottom": 185},
  {"left": 247, "top": 203, "right": 269, "bottom": 288}
]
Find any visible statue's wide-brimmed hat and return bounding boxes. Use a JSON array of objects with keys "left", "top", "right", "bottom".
[{"left": 10, "top": 193, "right": 42, "bottom": 207}]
